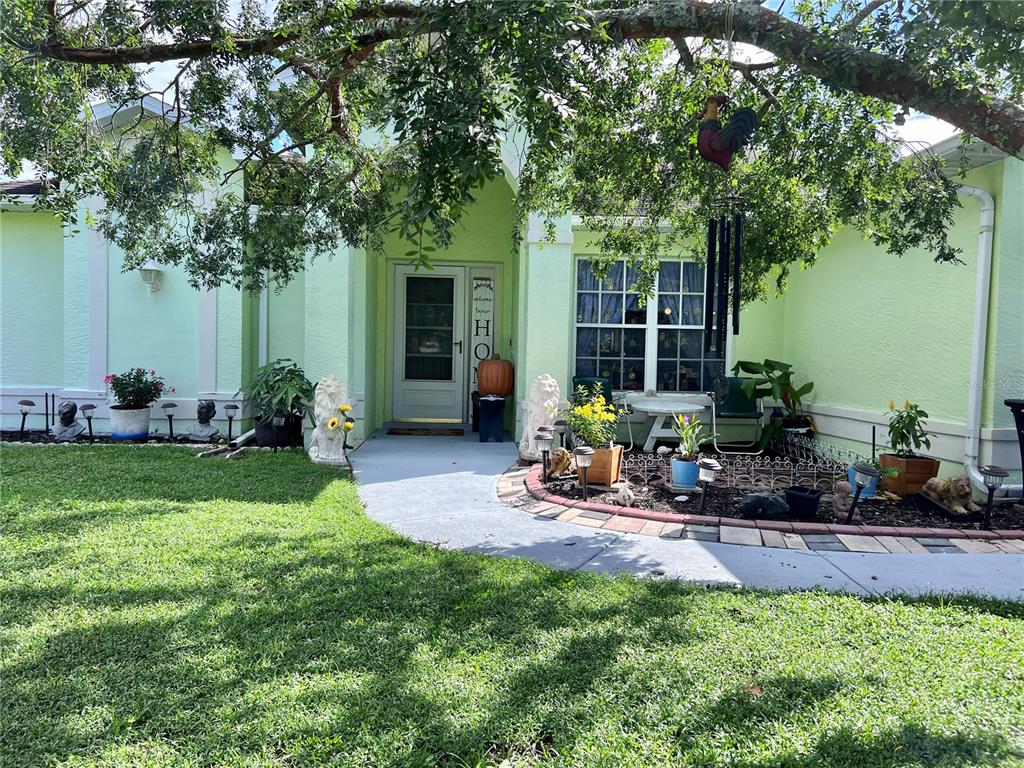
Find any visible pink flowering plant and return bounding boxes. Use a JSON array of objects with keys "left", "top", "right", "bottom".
[
  {"left": 105, "top": 368, "right": 174, "bottom": 409},
  {"left": 671, "top": 413, "right": 716, "bottom": 461}
]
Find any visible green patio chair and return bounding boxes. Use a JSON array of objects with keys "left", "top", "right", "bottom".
[{"left": 709, "top": 376, "right": 764, "bottom": 455}]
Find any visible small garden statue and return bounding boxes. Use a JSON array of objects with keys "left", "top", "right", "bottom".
[
  {"left": 832, "top": 480, "right": 855, "bottom": 521},
  {"left": 547, "top": 447, "right": 573, "bottom": 478},
  {"left": 614, "top": 484, "right": 636, "bottom": 507},
  {"left": 188, "top": 400, "right": 220, "bottom": 442},
  {"left": 308, "top": 375, "right": 352, "bottom": 466},
  {"left": 519, "top": 374, "right": 560, "bottom": 461},
  {"left": 51, "top": 400, "right": 85, "bottom": 441},
  {"left": 922, "top": 475, "right": 981, "bottom": 516}
]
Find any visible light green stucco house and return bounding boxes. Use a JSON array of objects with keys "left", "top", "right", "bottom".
[{"left": 1, "top": 101, "right": 1021, "bottom": 488}]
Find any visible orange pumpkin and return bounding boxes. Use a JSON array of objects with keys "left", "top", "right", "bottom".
[{"left": 478, "top": 356, "right": 514, "bottom": 397}]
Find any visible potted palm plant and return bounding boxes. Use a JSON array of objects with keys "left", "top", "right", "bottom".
[
  {"left": 565, "top": 386, "right": 622, "bottom": 486},
  {"left": 879, "top": 400, "right": 940, "bottom": 495},
  {"left": 670, "top": 413, "right": 715, "bottom": 489},
  {"left": 240, "top": 359, "right": 314, "bottom": 448},
  {"left": 732, "top": 359, "right": 814, "bottom": 446},
  {"left": 105, "top": 368, "right": 174, "bottom": 440}
]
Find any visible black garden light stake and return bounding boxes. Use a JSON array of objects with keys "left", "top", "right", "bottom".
[
  {"left": 697, "top": 457, "right": 721, "bottom": 515},
  {"left": 272, "top": 411, "right": 286, "bottom": 453},
  {"left": 847, "top": 463, "right": 879, "bottom": 523},
  {"left": 553, "top": 419, "right": 568, "bottom": 449},
  {"left": 575, "top": 446, "right": 594, "bottom": 502},
  {"left": 161, "top": 402, "right": 177, "bottom": 440},
  {"left": 979, "top": 465, "right": 1008, "bottom": 528},
  {"left": 17, "top": 399, "right": 35, "bottom": 437},
  {"left": 80, "top": 404, "right": 96, "bottom": 442},
  {"left": 535, "top": 430, "right": 554, "bottom": 483},
  {"left": 224, "top": 403, "right": 238, "bottom": 443}
]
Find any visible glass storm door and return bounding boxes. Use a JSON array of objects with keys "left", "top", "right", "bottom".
[{"left": 393, "top": 265, "right": 467, "bottom": 422}]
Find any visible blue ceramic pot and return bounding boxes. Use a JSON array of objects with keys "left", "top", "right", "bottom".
[{"left": 671, "top": 458, "right": 699, "bottom": 488}]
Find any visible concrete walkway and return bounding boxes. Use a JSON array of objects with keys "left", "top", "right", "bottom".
[{"left": 351, "top": 432, "right": 1024, "bottom": 601}]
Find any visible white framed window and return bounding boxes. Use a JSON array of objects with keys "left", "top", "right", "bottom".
[{"left": 573, "top": 257, "right": 725, "bottom": 393}]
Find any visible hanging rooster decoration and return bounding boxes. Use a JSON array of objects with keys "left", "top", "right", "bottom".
[
  {"left": 697, "top": 94, "right": 758, "bottom": 171},
  {"left": 696, "top": 94, "right": 758, "bottom": 353}
]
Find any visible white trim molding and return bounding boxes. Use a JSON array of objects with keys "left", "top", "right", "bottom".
[
  {"left": 804, "top": 402, "right": 1021, "bottom": 470},
  {"left": 87, "top": 228, "right": 108, "bottom": 390}
]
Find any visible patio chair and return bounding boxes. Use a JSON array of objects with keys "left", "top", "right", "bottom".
[
  {"left": 571, "top": 375, "right": 635, "bottom": 451},
  {"left": 709, "top": 376, "right": 764, "bottom": 455}
]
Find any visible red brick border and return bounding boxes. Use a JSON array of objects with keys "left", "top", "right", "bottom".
[{"left": 516, "top": 464, "right": 1023, "bottom": 548}]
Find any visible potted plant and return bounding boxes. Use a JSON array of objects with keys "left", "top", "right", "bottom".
[
  {"left": 669, "top": 413, "right": 716, "bottom": 489},
  {"left": 732, "top": 359, "right": 814, "bottom": 445},
  {"left": 565, "top": 386, "right": 622, "bottom": 486},
  {"left": 783, "top": 486, "right": 824, "bottom": 520},
  {"left": 240, "top": 359, "right": 314, "bottom": 448},
  {"left": 879, "top": 400, "right": 940, "bottom": 495},
  {"left": 105, "top": 368, "right": 174, "bottom": 440}
]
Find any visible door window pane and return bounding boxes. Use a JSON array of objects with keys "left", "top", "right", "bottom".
[{"left": 405, "top": 276, "right": 454, "bottom": 381}]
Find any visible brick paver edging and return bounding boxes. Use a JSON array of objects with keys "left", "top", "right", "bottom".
[{"left": 495, "top": 463, "right": 1024, "bottom": 555}]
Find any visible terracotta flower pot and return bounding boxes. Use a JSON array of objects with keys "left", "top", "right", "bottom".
[
  {"left": 879, "top": 453, "right": 940, "bottom": 496},
  {"left": 576, "top": 444, "right": 623, "bottom": 487}
]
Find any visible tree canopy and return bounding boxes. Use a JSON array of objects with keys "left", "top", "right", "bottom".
[{"left": 2, "top": 0, "right": 1022, "bottom": 299}]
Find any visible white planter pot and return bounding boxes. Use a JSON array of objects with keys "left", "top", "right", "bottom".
[{"left": 109, "top": 405, "right": 151, "bottom": 440}]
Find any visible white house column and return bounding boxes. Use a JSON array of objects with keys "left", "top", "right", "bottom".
[
  {"left": 86, "top": 227, "right": 108, "bottom": 391},
  {"left": 197, "top": 287, "right": 218, "bottom": 394}
]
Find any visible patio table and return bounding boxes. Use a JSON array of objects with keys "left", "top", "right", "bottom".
[{"left": 630, "top": 398, "right": 706, "bottom": 452}]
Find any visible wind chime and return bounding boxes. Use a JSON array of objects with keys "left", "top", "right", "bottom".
[
  {"left": 695, "top": 6, "right": 759, "bottom": 356},
  {"left": 702, "top": 198, "right": 744, "bottom": 357}
]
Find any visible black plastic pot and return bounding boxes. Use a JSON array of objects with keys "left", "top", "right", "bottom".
[
  {"left": 783, "top": 487, "right": 823, "bottom": 520},
  {"left": 254, "top": 415, "right": 304, "bottom": 447},
  {"left": 781, "top": 415, "right": 814, "bottom": 432}
]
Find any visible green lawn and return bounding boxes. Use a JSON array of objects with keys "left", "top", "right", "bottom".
[{"left": 1, "top": 446, "right": 1022, "bottom": 768}]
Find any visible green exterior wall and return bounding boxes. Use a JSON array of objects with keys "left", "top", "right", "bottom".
[{"left": 0, "top": 212, "right": 64, "bottom": 387}]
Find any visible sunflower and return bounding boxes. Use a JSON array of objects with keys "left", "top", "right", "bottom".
[
  {"left": 327, "top": 417, "right": 340, "bottom": 430},
  {"left": 338, "top": 404, "right": 352, "bottom": 413},
  {"left": 343, "top": 420, "right": 355, "bottom": 432}
]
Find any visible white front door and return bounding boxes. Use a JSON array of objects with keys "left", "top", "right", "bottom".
[{"left": 393, "top": 265, "right": 467, "bottom": 422}]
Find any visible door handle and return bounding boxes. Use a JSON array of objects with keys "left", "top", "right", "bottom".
[{"left": 454, "top": 340, "right": 463, "bottom": 353}]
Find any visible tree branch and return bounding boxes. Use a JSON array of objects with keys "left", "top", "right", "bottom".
[
  {"left": 838, "top": 0, "right": 890, "bottom": 38},
  {"left": 16, "top": 0, "right": 1024, "bottom": 154}
]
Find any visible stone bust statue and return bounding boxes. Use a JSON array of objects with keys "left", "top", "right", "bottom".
[
  {"left": 51, "top": 400, "right": 86, "bottom": 441},
  {"left": 188, "top": 399, "right": 220, "bottom": 442}
]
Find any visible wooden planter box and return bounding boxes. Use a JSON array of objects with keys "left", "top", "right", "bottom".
[
  {"left": 879, "top": 453, "right": 940, "bottom": 496},
  {"left": 577, "top": 444, "right": 623, "bottom": 487}
]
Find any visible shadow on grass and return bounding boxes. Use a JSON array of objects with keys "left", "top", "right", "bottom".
[{"left": 2, "top": 446, "right": 1021, "bottom": 766}]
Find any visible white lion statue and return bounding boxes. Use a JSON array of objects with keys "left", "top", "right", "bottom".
[
  {"left": 308, "top": 374, "right": 350, "bottom": 466},
  {"left": 519, "top": 373, "right": 560, "bottom": 461}
]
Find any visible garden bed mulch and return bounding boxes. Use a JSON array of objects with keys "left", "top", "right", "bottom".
[
  {"left": 543, "top": 477, "right": 1024, "bottom": 532},
  {"left": 1, "top": 430, "right": 223, "bottom": 445}
]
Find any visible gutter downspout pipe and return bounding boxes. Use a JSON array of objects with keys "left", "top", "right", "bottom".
[{"left": 959, "top": 184, "right": 1022, "bottom": 496}]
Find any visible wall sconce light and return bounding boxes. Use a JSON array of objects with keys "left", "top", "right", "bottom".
[
  {"left": 17, "top": 399, "right": 35, "bottom": 437},
  {"left": 138, "top": 259, "right": 163, "bottom": 295},
  {"left": 161, "top": 402, "right": 177, "bottom": 440},
  {"left": 224, "top": 403, "right": 239, "bottom": 443},
  {"left": 80, "top": 403, "right": 96, "bottom": 442}
]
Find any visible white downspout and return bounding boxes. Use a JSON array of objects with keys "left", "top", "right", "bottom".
[{"left": 959, "top": 184, "right": 1021, "bottom": 496}]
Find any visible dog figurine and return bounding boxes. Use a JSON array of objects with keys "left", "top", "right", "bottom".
[{"left": 922, "top": 475, "right": 981, "bottom": 516}]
